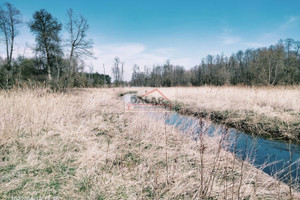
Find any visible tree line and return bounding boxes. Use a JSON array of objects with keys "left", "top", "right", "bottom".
[
  {"left": 0, "top": 2, "right": 110, "bottom": 89},
  {"left": 131, "top": 39, "right": 300, "bottom": 86}
]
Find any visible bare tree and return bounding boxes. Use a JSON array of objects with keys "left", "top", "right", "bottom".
[
  {"left": 112, "top": 57, "right": 121, "bottom": 86},
  {"left": 0, "top": 2, "right": 22, "bottom": 66},
  {"left": 284, "top": 38, "right": 294, "bottom": 58},
  {"left": 66, "top": 8, "right": 93, "bottom": 76},
  {"left": 132, "top": 64, "right": 139, "bottom": 86},
  {"left": 121, "top": 61, "right": 124, "bottom": 85},
  {"left": 103, "top": 64, "right": 106, "bottom": 86}
]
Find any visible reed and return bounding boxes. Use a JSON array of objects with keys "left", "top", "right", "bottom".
[{"left": 0, "top": 88, "right": 298, "bottom": 199}]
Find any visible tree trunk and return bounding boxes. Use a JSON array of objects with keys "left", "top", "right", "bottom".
[
  {"left": 47, "top": 64, "right": 52, "bottom": 81},
  {"left": 9, "top": 23, "right": 14, "bottom": 66},
  {"left": 46, "top": 51, "right": 52, "bottom": 81},
  {"left": 69, "top": 44, "right": 76, "bottom": 78},
  {"left": 56, "top": 57, "right": 60, "bottom": 82},
  {"left": 4, "top": 27, "right": 10, "bottom": 66}
]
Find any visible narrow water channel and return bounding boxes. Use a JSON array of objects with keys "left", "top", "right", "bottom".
[{"left": 123, "top": 94, "right": 300, "bottom": 188}]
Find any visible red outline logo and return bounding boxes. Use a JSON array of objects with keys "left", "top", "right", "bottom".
[{"left": 125, "top": 89, "right": 173, "bottom": 112}]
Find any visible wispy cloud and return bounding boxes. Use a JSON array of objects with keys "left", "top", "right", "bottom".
[
  {"left": 222, "top": 36, "right": 241, "bottom": 45},
  {"left": 279, "top": 16, "right": 299, "bottom": 31},
  {"left": 242, "top": 42, "right": 267, "bottom": 48},
  {"left": 220, "top": 27, "right": 241, "bottom": 45},
  {"left": 263, "top": 16, "right": 299, "bottom": 41},
  {"left": 287, "top": 16, "right": 298, "bottom": 23}
]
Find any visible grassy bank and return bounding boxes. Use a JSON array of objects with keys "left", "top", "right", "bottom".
[
  {"left": 132, "top": 86, "right": 300, "bottom": 142},
  {"left": 0, "top": 88, "right": 298, "bottom": 199}
]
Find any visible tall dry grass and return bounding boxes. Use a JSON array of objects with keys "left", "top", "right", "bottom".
[
  {"left": 0, "top": 88, "right": 298, "bottom": 199},
  {"left": 133, "top": 86, "right": 300, "bottom": 121},
  {"left": 132, "top": 86, "right": 300, "bottom": 140}
]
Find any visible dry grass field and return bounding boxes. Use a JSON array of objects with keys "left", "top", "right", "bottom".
[
  {"left": 132, "top": 86, "right": 300, "bottom": 141},
  {"left": 0, "top": 87, "right": 299, "bottom": 199}
]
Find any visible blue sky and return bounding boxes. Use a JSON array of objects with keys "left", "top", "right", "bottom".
[{"left": 1, "top": 0, "right": 300, "bottom": 80}]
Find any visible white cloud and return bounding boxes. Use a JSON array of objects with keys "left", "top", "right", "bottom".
[
  {"left": 96, "top": 43, "right": 145, "bottom": 57},
  {"left": 0, "top": 26, "right": 36, "bottom": 58},
  {"left": 172, "top": 58, "right": 193, "bottom": 67},
  {"left": 0, "top": 40, "right": 35, "bottom": 59},
  {"left": 151, "top": 48, "right": 176, "bottom": 57},
  {"left": 88, "top": 43, "right": 193, "bottom": 81}
]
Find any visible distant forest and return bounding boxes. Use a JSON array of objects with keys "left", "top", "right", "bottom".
[
  {"left": 131, "top": 38, "right": 300, "bottom": 86},
  {"left": 0, "top": 2, "right": 110, "bottom": 89},
  {"left": 1, "top": 3, "right": 300, "bottom": 89}
]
